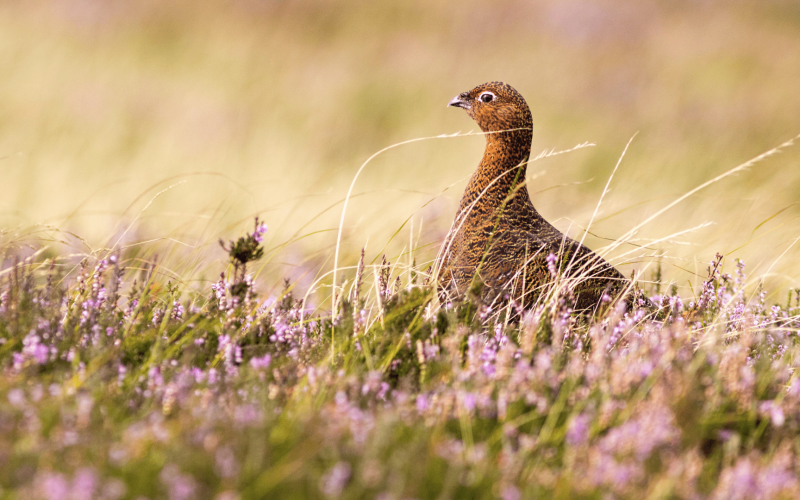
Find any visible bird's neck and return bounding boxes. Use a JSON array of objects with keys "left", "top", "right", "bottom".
[{"left": 458, "top": 130, "right": 533, "bottom": 214}]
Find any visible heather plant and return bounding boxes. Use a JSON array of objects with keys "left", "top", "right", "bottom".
[{"left": 2, "top": 218, "right": 800, "bottom": 500}]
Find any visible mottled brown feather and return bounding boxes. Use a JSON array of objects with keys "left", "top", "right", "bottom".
[{"left": 439, "top": 82, "right": 637, "bottom": 312}]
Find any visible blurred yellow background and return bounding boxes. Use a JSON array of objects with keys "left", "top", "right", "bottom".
[{"left": 1, "top": 0, "right": 799, "bottom": 298}]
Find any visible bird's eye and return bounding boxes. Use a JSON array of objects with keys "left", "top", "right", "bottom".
[{"left": 479, "top": 92, "right": 495, "bottom": 103}]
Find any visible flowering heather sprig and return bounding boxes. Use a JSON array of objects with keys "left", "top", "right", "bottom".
[
  {"left": 695, "top": 253, "right": 725, "bottom": 314},
  {"left": 252, "top": 218, "right": 268, "bottom": 243},
  {"left": 216, "top": 217, "right": 267, "bottom": 305},
  {"left": 170, "top": 300, "right": 184, "bottom": 321},
  {"left": 378, "top": 255, "right": 391, "bottom": 298},
  {"left": 219, "top": 218, "right": 266, "bottom": 268},
  {"left": 546, "top": 252, "right": 558, "bottom": 278}
]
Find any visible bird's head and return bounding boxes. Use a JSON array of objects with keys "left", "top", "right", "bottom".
[{"left": 448, "top": 82, "right": 532, "bottom": 135}]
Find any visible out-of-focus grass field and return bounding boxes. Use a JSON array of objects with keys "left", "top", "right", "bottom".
[{"left": 1, "top": 0, "right": 799, "bottom": 297}]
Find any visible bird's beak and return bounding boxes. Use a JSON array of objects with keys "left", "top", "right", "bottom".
[{"left": 447, "top": 94, "right": 470, "bottom": 109}]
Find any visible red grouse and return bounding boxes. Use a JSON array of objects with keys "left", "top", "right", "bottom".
[{"left": 439, "top": 82, "right": 640, "bottom": 312}]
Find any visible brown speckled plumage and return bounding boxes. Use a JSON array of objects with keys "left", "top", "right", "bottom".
[{"left": 439, "top": 82, "right": 635, "bottom": 312}]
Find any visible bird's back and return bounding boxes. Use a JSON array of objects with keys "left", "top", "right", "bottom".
[{"left": 440, "top": 182, "right": 629, "bottom": 311}]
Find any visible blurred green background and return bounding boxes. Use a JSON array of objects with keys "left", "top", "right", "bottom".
[{"left": 1, "top": 0, "right": 799, "bottom": 298}]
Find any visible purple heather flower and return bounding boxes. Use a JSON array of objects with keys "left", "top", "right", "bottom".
[
  {"left": 480, "top": 343, "right": 498, "bottom": 377},
  {"left": 191, "top": 368, "right": 205, "bottom": 384},
  {"left": 501, "top": 486, "right": 521, "bottom": 500},
  {"left": 249, "top": 354, "right": 272, "bottom": 370},
  {"left": 148, "top": 366, "right": 164, "bottom": 389},
  {"left": 320, "top": 462, "right": 351, "bottom": 498},
  {"left": 424, "top": 343, "right": 440, "bottom": 360},
  {"left": 160, "top": 464, "right": 197, "bottom": 500},
  {"left": 599, "top": 404, "right": 678, "bottom": 461},
  {"left": 19, "top": 333, "right": 50, "bottom": 365},
  {"left": 377, "top": 382, "right": 390, "bottom": 401},
  {"left": 70, "top": 467, "right": 98, "bottom": 500},
  {"left": 218, "top": 335, "right": 230, "bottom": 350},
  {"left": 759, "top": 459, "right": 800, "bottom": 499},
  {"left": 169, "top": 477, "right": 197, "bottom": 500},
  {"left": 7, "top": 388, "right": 25, "bottom": 408},
  {"left": 717, "top": 429, "right": 735, "bottom": 442},
  {"left": 712, "top": 458, "right": 757, "bottom": 500},
  {"left": 215, "top": 446, "right": 239, "bottom": 478},
  {"left": 33, "top": 343, "right": 49, "bottom": 364},
  {"left": 30, "top": 384, "right": 43, "bottom": 402},
  {"left": 12, "top": 352, "right": 24, "bottom": 370},
  {"left": 171, "top": 301, "right": 185, "bottom": 321},
  {"left": 588, "top": 456, "right": 641, "bottom": 491},
  {"left": 108, "top": 444, "right": 129, "bottom": 466},
  {"left": 234, "top": 405, "right": 260, "bottom": 426},
  {"left": 39, "top": 472, "right": 69, "bottom": 500},
  {"left": 462, "top": 392, "right": 476, "bottom": 413},
  {"left": 117, "top": 364, "right": 127, "bottom": 386},
  {"left": 546, "top": 253, "right": 558, "bottom": 278},
  {"left": 152, "top": 308, "right": 164, "bottom": 327},
  {"left": 566, "top": 414, "right": 590, "bottom": 447},
  {"left": 101, "top": 479, "right": 126, "bottom": 500},
  {"left": 759, "top": 401, "right": 786, "bottom": 428},
  {"left": 252, "top": 220, "right": 268, "bottom": 243},
  {"left": 787, "top": 378, "right": 800, "bottom": 398},
  {"left": 416, "top": 393, "right": 429, "bottom": 413}
]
